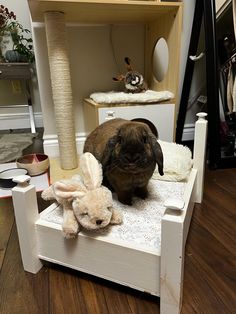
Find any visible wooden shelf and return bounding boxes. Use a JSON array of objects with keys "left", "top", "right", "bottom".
[
  {"left": 0, "top": 63, "right": 31, "bottom": 79},
  {"left": 0, "top": 63, "right": 36, "bottom": 133},
  {"left": 28, "top": 0, "right": 182, "bottom": 23}
]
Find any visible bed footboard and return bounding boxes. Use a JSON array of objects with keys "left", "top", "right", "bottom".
[
  {"left": 12, "top": 176, "right": 43, "bottom": 273},
  {"left": 160, "top": 169, "right": 197, "bottom": 314},
  {"left": 160, "top": 113, "right": 208, "bottom": 313}
]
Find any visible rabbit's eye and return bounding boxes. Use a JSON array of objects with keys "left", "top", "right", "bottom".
[
  {"left": 117, "top": 135, "right": 122, "bottom": 144},
  {"left": 143, "top": 135, "right": 148, "bottom": 143}
]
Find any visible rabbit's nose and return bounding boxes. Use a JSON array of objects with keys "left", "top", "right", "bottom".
[
  {"left": 124, "top": 153, "right": 140, "bottom": 163},
  {"left": 96, "top": 219, "right": 103, "bottom": 225}
]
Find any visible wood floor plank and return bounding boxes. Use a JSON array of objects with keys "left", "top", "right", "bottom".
[
  {"left": 193, "top": 170, "right": 236, "bottom": 255},
  {"left": 78, "top": 277, "right": 109, "bottom": 314},
  {"left": 184, "top": 219, "right": 236, "bottom": 312},
  {"left": 102, "top": 282, "right": 159, "bottom": 314},
  {"left": 0, "top": 198, "right": 14, "bottom": 271},
  {"left": 126, "top": 291, "right": 160, "bottom": 314},
  {"left": 182, "top": 253, "right": 229, "bottom": 314},
  {"left": 49, "top": 265, "right": 109, "bottom": 314},
  {"left": 203, "top": 181, "right": 236, "bottom": 216},
  {"left": 0, "top": 223, "right": 49, "bottom": 314},
  {"left": 49, "top": 266, "right": 88, "bottom": 314},
  {"left": 193, "top": 202, "right": 236, "bottom": 255},
  {"left": 205, "top": 168, "right": 236, "bottom": 196}
]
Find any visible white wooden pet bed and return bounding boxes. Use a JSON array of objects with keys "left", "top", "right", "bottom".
[{"left": 12, "top": 113, "right": 207, "bottom": 314}]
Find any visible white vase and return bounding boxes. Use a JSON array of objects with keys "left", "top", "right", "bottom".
[{"left": 0, "top": 31, "right": 14, "bottom": 59}]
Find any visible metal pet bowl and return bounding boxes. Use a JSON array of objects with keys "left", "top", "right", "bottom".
[
  {"left": 16, "top": 153, "right": 49, "bottom": 176},
  {"left": 0, "top": 168, "right": 28, "bottom": 189}
]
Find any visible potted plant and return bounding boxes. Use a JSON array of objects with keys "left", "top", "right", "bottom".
[{"left": 0, "top": 5, "right": 34, "bottom": 63}]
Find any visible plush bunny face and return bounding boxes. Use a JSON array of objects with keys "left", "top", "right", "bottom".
[
  {"left": 113, "top": 57, "right": 147, "bottom": 93},
  {"left": 125, "top": 71, "right": 144, "bottom": 91},
  {"left": 72, "top": 186, "right": 114, "bottom": 230},
  {"left": 41, "top": 152, "right": 123, "bottom": 238}
]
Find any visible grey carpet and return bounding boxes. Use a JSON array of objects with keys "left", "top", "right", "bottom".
[{"left": 0, "top": 133, "right": 38, "bottom": 163}]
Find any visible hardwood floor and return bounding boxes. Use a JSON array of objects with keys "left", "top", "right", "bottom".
[{"left": 0, "top": 132, "right": 235, "bottom": 313}]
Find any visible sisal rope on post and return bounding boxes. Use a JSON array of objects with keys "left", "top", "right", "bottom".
[{"left": 44, "top": 11, "right": 78, "bottom": 170}]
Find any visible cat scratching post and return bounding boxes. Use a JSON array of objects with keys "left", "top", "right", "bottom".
[{"left": 44, "top": 11, "right": 78, "bottom": 170}]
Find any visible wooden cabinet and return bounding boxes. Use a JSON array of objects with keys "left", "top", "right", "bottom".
[
  {"left": 84, "top": 98, "right": 175, "bottom": 141},
  {"left": 0, "top": 63, "right": 31, "bottom": 79}
]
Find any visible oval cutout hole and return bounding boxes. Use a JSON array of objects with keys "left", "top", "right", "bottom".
[{"left": 152, "top": 38, "right": 169, "bottom": 82}]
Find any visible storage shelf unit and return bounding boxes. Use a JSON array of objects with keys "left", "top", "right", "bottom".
[
  {"left": 28, "top": 1, "right": 181, "bottom": 23},
  {"left": 28, "top": 0, "right": 182, "bottom": 149},
  {"left": 84, "top": 98, "right": 175, "bottom": 141}
]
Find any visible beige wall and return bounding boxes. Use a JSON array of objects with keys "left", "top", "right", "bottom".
[{"left": 33, "top": 24, "right": 145, "bottom": 136}]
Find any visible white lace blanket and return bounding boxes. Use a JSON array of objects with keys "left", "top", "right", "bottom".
[
  {"left": 40, "top": 179, "right": 185, "bottom": 251},
  {"left": 90, "top": 90, "right": 174, "bottom": 104}
]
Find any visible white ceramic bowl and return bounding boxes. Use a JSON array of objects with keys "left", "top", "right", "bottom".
[
  {"left": 0, "top": 168, "right": 28, "bottom": 189},
  {"left": 16, "top": 153, "right": 49, "bottom": 176}
]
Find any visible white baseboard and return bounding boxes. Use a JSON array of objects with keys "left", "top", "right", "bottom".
[
  {"left": 0, "top": 112, "right": 43, "bottom": 130},
  {"left": 182, "top": 123, "right": 195, "bottom": 141},
  {"left": 43, "top": 132, "right": 87, "bottom": 157}
]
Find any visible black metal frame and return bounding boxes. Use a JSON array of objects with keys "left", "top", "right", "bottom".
[{"left": 176, "top": 0, "right": 236, "bottom": 169}]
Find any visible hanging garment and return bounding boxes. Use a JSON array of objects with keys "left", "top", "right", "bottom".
[
  {"left": 219, "top": 69, "right": 228, "bottom": 112},
  {"left": 227, "top": 64, "right": 234, "bottom": 113},
  {"left": 233, "top": 75, "right": 236, "bottom": 112},
  {"left": 233, "top": 0, "right": 236, "bottom": 43},
  {"left": 219, "top": 90, "right": 226, "bottom": 121}
]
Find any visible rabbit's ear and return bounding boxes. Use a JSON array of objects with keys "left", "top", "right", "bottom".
[
  {"left": 101, "top": 135, "right": 118, "bottom": 169},
  {"left": 150, "top": 135, "right": 164, "bottom": 176},
  {"left": 53, "top": 181, "right": 87, "bottom": 200},
  {"left": 124, "top": 57, "right": 133, "bottom": 71},
  {"left": 113, "top": 74, "right": 125, "bottom": 82},
  {"left": 80, "top": 152, "right": 103, "bottom": 190}
]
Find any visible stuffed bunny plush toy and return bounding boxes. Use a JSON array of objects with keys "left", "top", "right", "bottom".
[
  {"left": 113, "top": 57, "right": 148, "bottom": 93},
  {"left": 41, "top": 152, "right": 123, "bottom": 238}
]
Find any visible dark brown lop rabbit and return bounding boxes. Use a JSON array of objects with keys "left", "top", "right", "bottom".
[{"left": 83, "top": 119, "right": 164, "bottom": 205}]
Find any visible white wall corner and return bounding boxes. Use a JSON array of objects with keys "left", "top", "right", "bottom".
[{"left": 43, "top": 133, "right": 86, "bottom": 158}]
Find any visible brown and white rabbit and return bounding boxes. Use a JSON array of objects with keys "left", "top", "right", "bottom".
[
  {"left": 113, "top": 57, "right": 148, "bottom": 93},
  {"left": 83, "top": 118, "right": 164, "bottom": 205}
]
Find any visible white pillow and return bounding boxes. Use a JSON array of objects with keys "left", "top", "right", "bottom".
[
  {"left": 90, "top": 90, "right": 174, "bottom": 104},
  {"left": 152, "top": 140, "right": 193, "bottom": 182}
]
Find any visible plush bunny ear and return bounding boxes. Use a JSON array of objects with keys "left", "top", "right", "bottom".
[
  {"left": 113, "top": 74, "right": 125, "bottom": 82},
  {"left": 124, "top": 57, "right": 133, "bottom": 71},
  {"left": 53, "top": 181, "right": 87, "bottom": 200},
  {"left": 80, "top": 152, "right": 103, "bottom": 190}
]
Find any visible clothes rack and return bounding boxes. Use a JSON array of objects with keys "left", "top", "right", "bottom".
[{"left": 176, "top": 0, "right": 236, "bottom": 168}]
